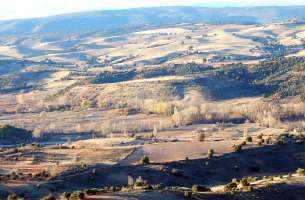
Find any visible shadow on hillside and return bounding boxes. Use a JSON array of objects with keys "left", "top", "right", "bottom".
[
  {"left": 194, "top": 76, "right": 274, "bottom": 100},
  {"left": 199, "top": 181, "right": 305, "bottom": 200},
  {"left": 4, "top": 143, "right": 305, "bottom": 198}
]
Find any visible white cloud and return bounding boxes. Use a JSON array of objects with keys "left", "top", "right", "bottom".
[{"left": 0, "top": 0, "right": 305, "bottom": 20}]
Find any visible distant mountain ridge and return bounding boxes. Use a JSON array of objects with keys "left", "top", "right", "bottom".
[{"left": 1, "top": 6, "right": 305, "bottom": 36}]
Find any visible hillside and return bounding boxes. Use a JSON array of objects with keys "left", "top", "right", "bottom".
[
  {"left": 0, "top": 6, "right": 304, "bottom": 200},
  {"left": 213, "top": 57, "right": 305, "bottom": 101},
  {"left": 0, "top": 125, "right": 32, "bottom": 144},
  {"left": 1, "top": 6, "right": 305, "bottom": 36}
]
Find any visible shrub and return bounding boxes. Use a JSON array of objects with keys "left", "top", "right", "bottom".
[
  {"left": 41, "top": 193, "right": 55, "bottom": 200},
  {"left": 171, "top": 168, "right": 181, "bottom": 176},
  {"left": 246, "top": 136, "right": 252, "bottom": 142},
  {"left": 81, "top": 100, "right": 92, "bottom": 109},
  {"left": 240, "top": 178, "right": 250, "bottom": 186},
  {"left": 296, "top": 139, "right": 304, "bottom": 145},
  {"left": 159, "top": 166, "right": 166, "bottom": 172},
  {"left": 85, "top": 188, "right": 100, "bottom": 195},
  {"left": 108, "top": 186, "right": 116, "bottom": 192},
  {"left": 133, "top": 177, "right": 152, "bottom": 190},
  {"left": 242, "top": 186, "right": 253, "bottom": 192},
  {"left": 191, "top": 185, "right": 211, "bottom": 193},
  {"left": 257, "top": 134, "right": 263, "bottom": 140},
  {"left": 61, "top": 192, "right": 71, "bottom": 200},
  {"left": 184, "top": 191, "right": 192, "bottom": 198},
  {"left": 91, "top": 169, "right": 97, "bottom": 176},
  {"left": 248, "top": 177, "right": 257, "bottom": 182},
  {"left": 153, "top": 183, "right": 163, "bottom": 190},
  {"left": 198, "top": 133, "right": 205, "bottom": 142},
  {"left": 231, "top": 178, "right": 238, "bottom": 183},
  {"left": 207, "top": 149, "right": 214, "bottom": 159},
  {"left": 296, "top": 168, "right": 305, "bottom": 175},
  {"left": 265, "top": 137, "right": 271, "bottom": 144},
  {"left": 257, "top": 140, "right": 263, "bottom": 146},
  {"left": 140, "top": 155, "right": 150, "bottom": 165},
  {"left": 7, "top": 194, "right": 18, "bottom": 200},
  {"left": 80, "top": 163, "right": 87, "bottom": 169},
  {"left": 134, "top": 181, "right": 144, "bottom": 187},
  {"left": 233, "top": 144, "right": 242, "bottom": 153},
  {"left": 276, "top": 139, "right": 286, "bottom": 145},
  {"left": 142, "top": 184, "right": 153, "bottom": 190},
  {"left": 134, "top": 176, "right": 147, "bottom": 187},
  {"left": 69, "top": 191, "right": 85, "bottom": 200},
  {"left": 224, "top": 182, "right": 237, "bottom": 192}
]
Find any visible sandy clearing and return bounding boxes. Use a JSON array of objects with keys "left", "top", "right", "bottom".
[
  {"left": 134, "top": 28, "right": 190, "bottom": 35},
  {"left": 287, "top": 49, "right": 305, "bottom": 57},
  {"left": 121, "top": 140, "right": 241, "bottom": 165},
  {"left": 31, "top": 40, "right": 63, "bottom": 51},
  {"left": 0, "top": 46, "right": 22, "bottom": 58}
]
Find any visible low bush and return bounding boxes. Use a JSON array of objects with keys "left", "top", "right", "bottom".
[
  {"left": 224, "top": 182, "right": 238, "bottom": 192},
  {"left": 69, "top": 191, "right": 85, "bottom": 200},
  {"left": 91, "top": 169, "right": 97, "bottom": 176},
  {"left": 61, "top": 192, "right": 71, "bottom": 200},
  {"left": 40, "top": 193, "right": 55, "bottom": 200},
  {"left": 241, "top": 186, "right": 253, "bottom": 192},
  {"left": 257, "top": 140, "right": 263, "bottom": 146},
  {"left": 257, "top": 134, "right": 263, "bottom": 140},
  {"left": 296, "top": 139, "right": 304, "bottom": 145},
  {"left": 276, "top": 138, "right": 286, "bottom": 145},
  {"left": 184, "top": 191, "right": 192, "bottom": 198},
  {"left": 296, "top": 168, "right": 305, "bottom": 175},
  {"left": 198, "top": 133, "right": 205, "bottom": 142},
  {"left": 85, "top": 188, "right": 100, "bottom": 195},
  {"left": 191, "top": 185, "right": 211, "bottom": 193},
  {"left": 140, "top": 155, "right": 150, "bottom": 165},
  {"left": 265, "top": 137, "right": 271, "bottom": 144},
  {"left": 7, "top": 194, "right": 18, "bottom": 200},
  {"left": 171, "top": 168, "right": 181, "bottom": 176},
  {"left": 246, "top": 136, "right": 252, "bottom": 142},
  {"left": 240, "top": 177, "right": 257, "bottom": 186},
  {"left": 133, "top": 177, "right": 152, "bottom": 190},
  {"left": 240, "top": 178, "right": 250, "bottom": 186},
  {"left": 233, "top": 144, "right": 242, "bottom": 153},
  {"left": 207, "top": 149, "right": 214, "bottom": 159},
  {"left": 142, "top": 184, "right": 153, "bottom": 190},
  {"left": 153, "top": 183, "right": 163, "bottom": 190}
]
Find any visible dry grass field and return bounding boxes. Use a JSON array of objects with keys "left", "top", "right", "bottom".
[{"left": 1, "top": 23, "right": 304, "bottom": 66}]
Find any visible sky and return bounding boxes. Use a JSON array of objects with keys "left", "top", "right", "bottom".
[{"left": 0, "top": 0, "right": 305, "bottom": 20}]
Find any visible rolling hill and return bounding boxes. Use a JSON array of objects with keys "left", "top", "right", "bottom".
[
  {"left": 1, "top": 6, "right": 305, "bottom": 36},
  {"left": 0, "top": 5, "right": 305, "bottom": 200}
]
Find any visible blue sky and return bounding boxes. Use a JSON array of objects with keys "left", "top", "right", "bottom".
[{"left": 0, "top": 0, "right": 305, "bottom": 20}]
